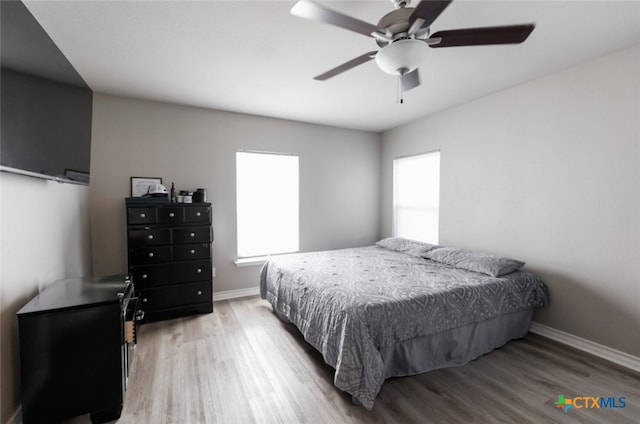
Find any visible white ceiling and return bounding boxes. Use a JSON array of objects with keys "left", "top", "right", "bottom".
[{"left": 23, "top": 0, "right": 640, "bottom": 132}]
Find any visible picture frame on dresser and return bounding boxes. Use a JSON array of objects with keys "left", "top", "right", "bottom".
[{"left": 130, "top": 177, "right": 163, "bottom": 197}]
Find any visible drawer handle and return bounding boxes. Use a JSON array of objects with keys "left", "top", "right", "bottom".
[
  {"left": 148, "top": 252, "right": 154, "bottom": 257},
  {"left": 135, "top": 310, "right": 145, "bottom": 321},
  {"left": 190, "top": 249, "right": 196, "bottom": 254},
  {"left": 196, "top": 268, "right": 202, "bottom": 273},
  {"left": 190, "top": 232, "right": 195, "bottom": 237},
  {"left": 142, "top": 274, "right": 148, "bottom": 279},
  {"left": 197, "top": 290, "right": 203, "bottom": 296},
  {"left": 196, "top": 212, "right": 202, "bottom": 217},
  {"left": 147, "top": 234, "right": 154, "bottom": 240},
  {"left": 169, "top": 212, "right": 175, "bottom": 217},
  {"left": 142, "top": 298, "right": 148, "bottom": 303},
  {"left": 140, "top": 213, "right": 146, "bottom": 218}
]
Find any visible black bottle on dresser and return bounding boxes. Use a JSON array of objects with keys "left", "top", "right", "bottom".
[{"left": 170, "top": 182, "right": 177, "bottom": 203}]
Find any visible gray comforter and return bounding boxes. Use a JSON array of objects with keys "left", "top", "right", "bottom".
[{"left": 259, "top": 246, "right": 549, "bottom": 409}]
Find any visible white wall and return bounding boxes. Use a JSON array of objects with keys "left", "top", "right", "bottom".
[
  {"left": 381, "top": 45, "right": 640, "bottom": 357},
  {"left": 89, "top": 94, "right": 381, "bottom": 293},
  {"left": 0, "top": 172, "right": 92, "bottom": 423}
]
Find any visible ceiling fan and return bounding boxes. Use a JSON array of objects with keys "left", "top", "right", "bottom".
[{"left": 291, "top": 0, "right": 535, "bottom": 101}]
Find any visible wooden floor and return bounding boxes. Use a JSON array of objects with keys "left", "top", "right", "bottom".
[{"left": 76, "top": 296, "right": 640, "bottom": 423}]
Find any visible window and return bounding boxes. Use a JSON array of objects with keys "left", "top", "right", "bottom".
[
  {"left": 236, "top": 151, "right": 299, "bottom": 258},
  {"left": 393, "top": 151, "right": 440, "bottom": 244}
]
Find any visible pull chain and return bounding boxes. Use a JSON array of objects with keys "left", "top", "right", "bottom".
[{"left": 397, "top": 75, "right": 404, "bottom": 104}]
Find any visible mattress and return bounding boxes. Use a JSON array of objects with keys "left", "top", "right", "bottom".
[{"left": 260, "top": 245, "right": 549, "bottom": 409}]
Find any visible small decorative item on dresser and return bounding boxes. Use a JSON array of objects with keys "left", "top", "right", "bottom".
[{"left": 193, "top": 188, "right": 207, "bottom": 202}]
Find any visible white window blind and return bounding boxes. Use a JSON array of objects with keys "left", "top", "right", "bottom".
[
  {"left": 236, "top": 151, "right": 299, "bottom": 258},
  {"left": 393, "top": 151, "right": 440, "bottom": 244}
]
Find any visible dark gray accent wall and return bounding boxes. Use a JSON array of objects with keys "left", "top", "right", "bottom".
[
  {"left": 1, "top": 0, "right": 93, "bottom": 181},
  {"left": 1, "top": 68, "right": 92, "bottom": 177}
]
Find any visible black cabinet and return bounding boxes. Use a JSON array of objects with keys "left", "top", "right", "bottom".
[
  {"left": 126, "top": 200, "right": 214, "bottom": 322},
  {"left": 17, "top": 275, "right": 136, "bottom": 424}
]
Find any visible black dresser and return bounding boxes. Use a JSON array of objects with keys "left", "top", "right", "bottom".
[
  {"left": 17, "top": 275, "right": 136, "bottom": 424},
  {"left": 126, "top": 200, "right": 214, "bottom": 322}
]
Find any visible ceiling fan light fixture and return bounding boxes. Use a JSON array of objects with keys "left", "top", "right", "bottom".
[{"left": 375, "top": 38, "right": 428, "bottom": 75}]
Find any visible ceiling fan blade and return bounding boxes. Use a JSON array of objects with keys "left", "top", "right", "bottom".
[
  {"left": 314, "top": 51, "right": 377, "bottom": 81},
  {"left": 428, "top": 24, "right": 535, "bottom": 48},
  {"left": 408, "top": 0, "right": 452, "bottom": 30},
  {"left": 401, "top": 69, "right": 421, "bottom": 92},
  {"left": 291, "top": 0, "right": 381, "bottom": 38}
]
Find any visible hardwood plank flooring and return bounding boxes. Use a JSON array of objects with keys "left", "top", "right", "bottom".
[{"left": 69, "top": 296, "right": 640, "bottom": 423}]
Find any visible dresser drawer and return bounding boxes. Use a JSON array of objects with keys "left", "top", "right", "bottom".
[
  {"left": 184, "top": 206, "right": 211, "bottom": 224},
  {"left": 127, "top": 207, "right": 157, "bottom": 225},
  {"left": 173, "top": 243, "right": 211, "bottom": 261},
  {"left": 139, "top": 281, "right": 212, "bottom": 311},
  {"left": 129, "top": 246, "right": 172, "bottom": 264},
  {"left": 130, "top": 261, "right": 212, "bottom": 288},
  {"left": 172, "top": 227, "right": 212, "bottom": 244},
  {"left": 157, "top": 207, "right": 184, "bottom": 225},
  {"left": 128, "top": 228, "right": 171, "bottom": 247}
]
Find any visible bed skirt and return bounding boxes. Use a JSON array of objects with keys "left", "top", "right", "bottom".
[
  {"left": 275, "top": 307, "right": 533, "bottom": 403},
  {"left": 379, "top": 308, "right": 533, "bottom": 379}
]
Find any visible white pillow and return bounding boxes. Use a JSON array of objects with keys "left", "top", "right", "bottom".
[
  {"left": 423, "top": 247, "right": 525, "bottom": 277},
  {"left": 375, "top": 237, "right": 439, "bottom": 257}
]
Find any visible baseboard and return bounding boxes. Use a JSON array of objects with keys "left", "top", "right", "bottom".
[
  {"left": 8, "top": 405, "right": 21, "bottom": 424},
  {"left": 530, "top": 322, "right": 640, "bottom": 374},
  {"left": 212, "top": 287, "right": 260, "bottom": 302}
]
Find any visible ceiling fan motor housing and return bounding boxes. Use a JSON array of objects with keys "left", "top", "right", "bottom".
[{"left": 376, "top": 7, "right": 429, "bottom": 47}]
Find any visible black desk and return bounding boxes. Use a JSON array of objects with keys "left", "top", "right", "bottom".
[{"left": 17, "top": 275, "right": 135, "bottom": 424}]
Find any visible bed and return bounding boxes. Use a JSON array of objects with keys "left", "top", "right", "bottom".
[{"left": 259, "top": 238, "right": 549, "bottom": 410}]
